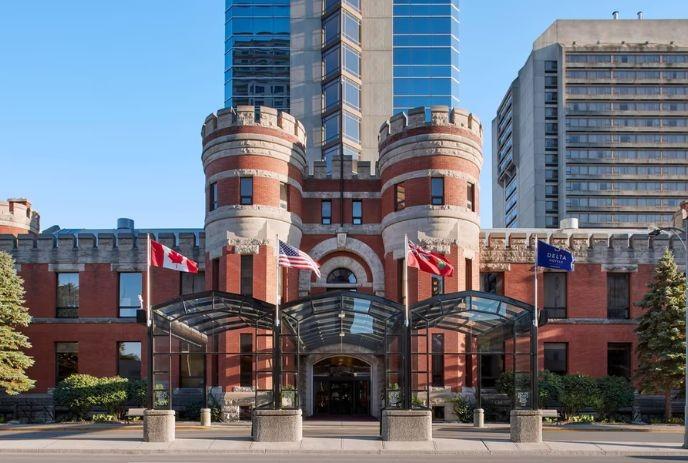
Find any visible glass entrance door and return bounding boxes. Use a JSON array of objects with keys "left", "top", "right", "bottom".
[{"left": 313, "top": 356, "right": 371, "bottom": 417}]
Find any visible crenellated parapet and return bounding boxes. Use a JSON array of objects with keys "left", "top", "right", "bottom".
[
  {"left": 480, "top": 229, "right": 686, "bottom": 271},
  {"left": 0, "top": 232, "right": 205, "bottom": 270},
  {"left": 0, "top": 199, "right": 40, "bottom": 236}
]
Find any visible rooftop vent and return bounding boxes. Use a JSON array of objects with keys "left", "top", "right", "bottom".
[
  {"left": 560, "top": 218, "right": 579, "bottom": 230},
  {"left": 637, "top": 11, "right": 643, "bottom": 20},
  {"left": 612, "top": 10, "right": 619, "bottom": 20},
  {"left": 117, "top": 218, "right": 135, "bottom": 232}
]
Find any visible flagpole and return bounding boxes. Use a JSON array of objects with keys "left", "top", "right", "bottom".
[
  {"left": 275, "top": 234, "right": 280, "bottom": 327},
  {"left": 532, "top": 238, "right": 539, "bottom": 411},
  {"left": 146, "top": 233, "right": 154, "bottom": 410},
  {"left": 403, "top": 234, "right": 409, "bottom": 327}
]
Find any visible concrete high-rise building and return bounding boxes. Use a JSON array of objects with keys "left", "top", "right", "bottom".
[
  {"left": 493, "top": 18, "right": 688, "bottom": 229},
  {"left": 224, "top": 0, "right": 460, "bottom": 165}
]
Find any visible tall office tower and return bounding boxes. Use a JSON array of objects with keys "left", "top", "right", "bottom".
[
  {"left": 493, "top": 18, "right": 688, "bottom": 229},
  {"left": 225, "top": 0, "right": 460, "bottom": 165}
]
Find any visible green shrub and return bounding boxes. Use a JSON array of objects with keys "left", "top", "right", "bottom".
[
  {"left": 92, "top": 413, "right": 117, "bottom": 423},
  {"left": 538, "top": 371, "right": 563, "bottom": 408},
  {"left": 53, "top": 374, "right": 101, "bottom": 420},
  {"left": 496, "top": 371, "right": 562, "bottom": 409},
  {"left": 126, "top": 379, "right": 147, "bottom": 407},
  {"left": 559, "top": 374, "right": 602, "bottom": 419},
  {"left": 449, "top": 395, "right": 474, "bottom": 423},
  {"left": 569, "top": 414, "right": 595, "bottom": 424},
  {"left": 596, "top": 376, "right": 634, "bottom": 419},
  {"left": 53, "top": 374, "right": 130, "bottom": 421}
]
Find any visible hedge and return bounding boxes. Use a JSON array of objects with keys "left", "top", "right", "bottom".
[{"left": 53, "top": 374, "right": 146, "bottom": 421}]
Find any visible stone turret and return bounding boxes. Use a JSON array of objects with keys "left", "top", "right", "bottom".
[
  {"left": 0, "top": 198, "right": 39, "bottom": 236},
  {"left": 378, "top": 106, "right": 483, "bottom": 292},
  {"left": 201, "top": 106, "right": 307, "bottom": 258}
]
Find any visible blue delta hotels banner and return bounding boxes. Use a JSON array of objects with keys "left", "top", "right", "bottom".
[{"left": 536, "top": 240, "right": 575, "bottom": 271}]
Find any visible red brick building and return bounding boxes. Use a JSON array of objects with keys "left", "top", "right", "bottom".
[{"left": 1, "top": 106, "right": 684, "bottom": 420}]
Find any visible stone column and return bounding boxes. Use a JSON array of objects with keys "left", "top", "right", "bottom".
[
  {"left": 252, "top": 409, "right": 302, "bottom": 442},
  {"left": 381, "top": 409, "right": 432, "bottom": 441},
  {"left": 143, "top": 409, "right": 175, "bottom": 443},
  {"left": 510, "top": 410, "right": 542, "bottom": 443},
  {"left": 200, "top": 408, "right": 211, "bottom": 427},
  {"left": 473, "top": 408, "right": 485, "bottom": 428}
]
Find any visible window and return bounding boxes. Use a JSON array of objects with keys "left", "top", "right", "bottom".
[
  {"left": 240, "top": 333, "right": 253, "bottom": 387},
  {"left": 118, "top": 342, "right": 141, "bottom": 380},
  {"left": 467, "top": 182, "right": 475, "bottom": 211},
  {"left": 327, "top": 268, "right": 357, "bottom": 285},
  {"left": 56, "top": 342, "right": 78, "bottom": 384},
  {"left": 352, "top": 199, "right": 362, "bottom": 225},
  {"left": 544, "top": 343, "right": 567, "bottom": 375},
  {"left": 321, "top": 200, "right": 332, "bottom": 225},
  {"left": 480, "top": 272, "right": 504, "bottom": 295},
  {"left": 211, "top": 258, "right": 220, "bottom": 291},
  {"left": 544, "top": 272, "right": 567, "bottom": 319},
  {"left": 240, "top": 177, "right": 253, "bottom": 205},
  {"left": 465, "top": 258, "right": 473, "bottom": 290},
  {"left": 342, "top": 11, "right": 360, "bottom": 43},
  {"left": 181, "top": 272, "right": 205, "bottom": 295},
  {"left": 208, "top": 182, "right": 218, "bottom": 212},
  {"left": 119, "top": 273, "right": 142, "bottom": 318},
  {"left": 56, "top": 273, "right": 79, "bottom": 318},
  {"left": 431, "top": 275, "right": 444, "bottom": 296},
  {"left": 180, "top": 343, "right": 205, "bottom": 388},
  {"left": 343, "top": 111, "right": 360, "bottom": 143},
  {"left": 431, "top": 177, "right": 444, "bottom": 205},
  {"left": 240, "top": 255, "right": 253, "bottom": 297},
  {"left": 607, "top": 273, "right": 630, "bottom": 319},
  {"left": 397, "top": 258, "right": 405, "bottom": 303},
  {"left": 431, "top": 334, "right": 444, "bottom": 387},
  {"left": 279, "top": 182, "right": 289, "bottom": 210},
  {"left": 394, "top": 183, "right": 406, "bottom": 211},
  {"left": 608, "top": 343, "right": 632, "bottom": 379}
]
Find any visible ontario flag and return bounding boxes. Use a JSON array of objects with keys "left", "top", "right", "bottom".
[
  {"left": 406, "top": 238, "right": 454, "bottom": 277},
  {"left": 150, "top": 239, "right": 199, "bottom": 273}
]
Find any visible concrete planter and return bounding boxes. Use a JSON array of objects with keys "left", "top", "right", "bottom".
[
  {"left": 143, "top": 409, "right": 175, "bottom": 443},
  {"left": 252, "top": 409, "right": 302, "bottom": 442},
  {"left": 200, "top": 408, "right": 211, "bottom": 427},
  {"left": 381, "top": 409, "right": 432, "bottom": 441},
  {"left": 473, "top": 408, "right": 485, "bottom": 428},
  {"left": 510, "top": 409, "right": 542, "bottom": 443}
]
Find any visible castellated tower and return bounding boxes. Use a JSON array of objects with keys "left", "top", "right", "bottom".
[
  {"left": 378, "top": 106, "right": 483, "bottom": 296},
  {"left": 0, "top": 199, "right": 40, "bottom": 236},
  {"left": 201, "top": 106, "right": 306, "bottom": 301}
]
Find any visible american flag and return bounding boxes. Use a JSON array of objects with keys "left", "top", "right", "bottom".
[{"left": 278, "top": 240, "right": 321, "bottom": 277}]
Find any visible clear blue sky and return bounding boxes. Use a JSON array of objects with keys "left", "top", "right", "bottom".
[{"left": 1, "top": 1, "right": 687, "bottom": 230}]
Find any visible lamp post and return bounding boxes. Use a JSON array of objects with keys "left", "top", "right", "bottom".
[{"left": 650, "top": 206, "right": 688, "bottom": 446}]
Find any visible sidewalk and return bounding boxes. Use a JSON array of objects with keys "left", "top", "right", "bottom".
[{"left": 0, "top": 435, "right": 687, "bottom": 456}]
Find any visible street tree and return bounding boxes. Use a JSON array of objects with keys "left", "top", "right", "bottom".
[
  {"left": 0, "top": 251, "right": 35, "bottom": 394},
  {"left": 635, "top": 249, "right": 686, "bottom": 420}
]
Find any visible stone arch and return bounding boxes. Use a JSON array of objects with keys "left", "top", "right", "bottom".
[
  {"left": 314, "top": 255, "right": 370, "bottom": 291},
  {"left": 299, "top": 236, "right": 385, "bottom": 296},
  {"left": 300, "top": 344, "right": 383, "bottom": 418}
]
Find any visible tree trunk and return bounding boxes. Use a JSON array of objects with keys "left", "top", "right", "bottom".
[{"left": 664, "top": 390, "right": 672, "bottom": 421}]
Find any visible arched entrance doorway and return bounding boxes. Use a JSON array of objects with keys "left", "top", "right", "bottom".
[{"left": 313, "top": 356, "right": 371, "bottom": 417}]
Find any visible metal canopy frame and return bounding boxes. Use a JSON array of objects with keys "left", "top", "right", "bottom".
[{"left": 147, "top": 289, "right": 539, "bottom": 415}]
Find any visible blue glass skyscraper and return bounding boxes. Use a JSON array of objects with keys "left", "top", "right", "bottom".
[
  {"left": 223, "top": 0, "right": 462, "bottom": 164},
  {"left": 224, "top": 0, "right": 291, "bottom": 110},
  {"left": 392, "top": 0, "right": 460, "bottom": 114}
]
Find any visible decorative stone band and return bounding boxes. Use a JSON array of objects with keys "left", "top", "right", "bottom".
[
  {"left": 480, "top": 229, "right": 686, "bottom": 267},
  {"left": 380, "top": 169, "right": 479, "bottom": 197},
  {"left": 205, "top": 205, "right": 302, "bottom": 230},
  {"left": 206, "top": 169, "right": 304, "bottom": 195},
  {"left": 202, "top": 135, "right": 306, "bottom": 174},
  {"left": 202, "top": 106, "right": 306, "bottom": 148},
  {"left": 378, "top": 134, "right": 483, "bottom": 178},
  {"left": 0, "top": 232, "right": 204, "bottom": 267},
  {"left": 378, "top": 106, "right": 482, "bottom": 152},
  {"left": 381, "top": 204, "right": 480, "bottom": 230}
]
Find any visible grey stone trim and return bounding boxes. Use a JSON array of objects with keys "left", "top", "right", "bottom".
[
  {"left": 301, "top": 191, "right": 381, "bottom": 199},
  {"left": 602, "top": 264, "right": 639, "bottom": 273},
  {"left": 380, "top": 169, "right": 478, "bottom": 196},
  {"left": 31, "top": 317, "right": 140, "bottom": 324},
  {"left": 48, "top": 263, "right": 85, "bottom": 272},
  {"left": 382, "top": 205, "right": 480, "bottom": 230},
  {"left": 205, "top": 206, "right": 302, "bottom": 229},
  {"left": 547, "top": 318, "right": 639, "bottom": 325},
  {"left": 301, "top": 223, "right": 381, "bottom": 235},
  {"left": 206, "top": 170, "right": 303, "bottom": 194},
  {"left": 111, "top": 263, "right": 147, "bottom": 272}
]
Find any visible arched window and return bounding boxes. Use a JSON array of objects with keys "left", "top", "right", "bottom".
[{"left": 326, "top": 268, "right": 357, "bottom": 285}]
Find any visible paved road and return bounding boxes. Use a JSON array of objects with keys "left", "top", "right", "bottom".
[
  {"left": 1, "top": 422, "right": 683, "bottom": 444},
  {"left": 0, "top": 455, "right": 686, "bottom": 463}
]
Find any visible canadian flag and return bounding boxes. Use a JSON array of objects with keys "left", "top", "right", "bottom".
[{"left": 150, "top": 240, "right": 199, "bottom": 273}]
